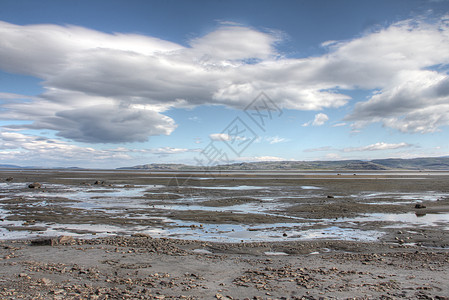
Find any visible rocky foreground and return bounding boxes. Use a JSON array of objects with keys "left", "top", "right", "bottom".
[{"left": 0, "top": 235, "right": 448, "bottom": 300}]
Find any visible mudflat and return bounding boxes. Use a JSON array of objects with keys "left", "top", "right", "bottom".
[{"left": 0, "top": 169, "right": 448, "bottom": 299}]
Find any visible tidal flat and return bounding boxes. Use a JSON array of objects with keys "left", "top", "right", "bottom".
[{"left": 0, "top": 169, "right": 448, "bottom": 299}]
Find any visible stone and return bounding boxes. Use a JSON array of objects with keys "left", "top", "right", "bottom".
[
  {"left": 415, "top": 203, "right": 426, "bottom": 209},
  {"left": 28, "top": 182, "right": 42, "bottom": 189},
  {"left": 132, "top": 233, "right": 151, "bottom": 238},
  {"left": 327, "top": 195, "right": 334, "bottom": 198},
  {"left": 31, "top": 238, "right": 54, "bottom": 246},
  {"left": 58, "top": 235, "right": 74, "bottom": 244}
]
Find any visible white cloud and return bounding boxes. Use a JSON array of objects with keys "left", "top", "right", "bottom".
[
  {"left": 1, "top": 16, "right": 449, "bottom": 144},
  {"left": 304, "top": 146, "right": 333, "bottom": 152},
  {"left": 0, "top": 131, "right": 133, "bottom": 163},
  {"left": 209, "top": 133, "right": 232, "bottom": 141},
  {"left": 343, "top": 142, "right": 413, "bottom": 152},
  {"left": 303, "top": 113, "right": 329, "bottom": 126},
  {"left": 347, "top": 71, "right": 449, "bottom": 133},
  {"left": 264, "top": 136, "right": 289, "bottom": 144},
  {"left": 149, "top": 147, "right": 190, "bottom": 155},
  {"left": 234, "top": 155, "right": 287, "bottom": 162},
  {"left": 325, "top": 153, "right": 342, "bottom": 160}
]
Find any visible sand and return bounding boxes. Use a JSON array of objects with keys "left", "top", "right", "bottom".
[{"left": 0, "top": 169, "right": 448, "bottom": 299}]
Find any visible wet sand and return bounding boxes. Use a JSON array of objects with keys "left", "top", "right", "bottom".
[{"left": 0, "top": 169, "right": 448, "bottom": 299}]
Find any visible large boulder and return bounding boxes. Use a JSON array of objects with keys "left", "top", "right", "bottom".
[{"left": 28, "top": 182, "right": 42, "bottom": 189}]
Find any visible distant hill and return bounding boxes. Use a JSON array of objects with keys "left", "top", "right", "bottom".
[
  {"left": 0, "top": 164, "right": 82, "bottom": 170},
  {"left": 117, "top": 163, "right": 190, "bottom": 170},
  {"left": 119, "top": 156, "right": 449, "bottom": 171},
  {"left": 0, "top": 164, "right": 23, "bottom": 169}
]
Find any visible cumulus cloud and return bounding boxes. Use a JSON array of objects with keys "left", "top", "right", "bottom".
[
  {"left": 303, "top": 113, "right": 329, "bottom": 126},
  {"left": 347, "top": 71, "right": 449, "bottom": 133},
  {"left": 343, "top": 142, "right": 413, "bottom": 152},
  {"left": 1, "top": 16, "right": 449, "bottom": 144}
]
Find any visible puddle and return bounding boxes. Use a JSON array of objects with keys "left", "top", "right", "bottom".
[
  {"left": 301, "top": 186, "right": 322, "bottom": 190},
  {"left": 264, "top": 251, "right": 288, "bottom": 256},
  {"left": 336, "top": 213, "right": 449, "bottom": 229},
  {"left": 151, "top": 201, "right": 290, "bottom": 215},
  {"left": 1, "top": 174, "right": 449, "bottom": 243},
  {"left": 356, "top": 192, "right": 446, "bottom": 203},
  {"left": 200, "top": 185, "right": 265, "bottom": 190},
  {"left": 192, "top": 249, "right": 213, "bottom": 254}
]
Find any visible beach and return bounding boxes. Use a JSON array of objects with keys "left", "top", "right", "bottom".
[{"left": 1, "top": 169, "right": 448, "bottom": 299}]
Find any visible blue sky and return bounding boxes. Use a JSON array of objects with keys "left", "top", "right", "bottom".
[{"left": 1, "top": 0, "right": 449, "bottom": 168}]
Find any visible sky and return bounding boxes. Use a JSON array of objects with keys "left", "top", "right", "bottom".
[{"left": 1, "top": 0, "right": 449, "bottom": 168}]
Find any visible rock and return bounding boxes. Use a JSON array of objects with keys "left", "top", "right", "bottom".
[
  {"left": 327, "top": 195, "right": 335, "bottom": 198},
  {"left": 40, "top": 278, "right": 51, "bottom": 285},
  {"left": 28, "top": 182, "right": 42, "bottom": 189},
  {"left": 18, "top": 273, "right": 28, "bottom": 278},
  {"left": 415, "top": 203, "right": 426, "bottom": 209},
  {"left": 31, "top": 236, "right": 73, "bottom": 246},
  {"left": 31, "top": 238, "right": 54, "bottom": 246},
  {"left": 58, "top": 235, "right": 74, "bottom": 244},
  {"left": 5, "top": 177, "right": 13, "bottom": 182},
  {"left": 283, "top": 233, "right": 288, "bottom": 237},
  {"left": 215, "top": 294, "right": 233, "bottom": 300},
  {"left": 94, "top": 180, "right": 104, "bottom": 185}
]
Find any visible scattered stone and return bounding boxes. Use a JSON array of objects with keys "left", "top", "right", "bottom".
[
  {"left": 5, "top": 177, "right": 13, "bottom": 182},
  {"left": 28, "top": 182, "right": 42, "bottom": 189}
]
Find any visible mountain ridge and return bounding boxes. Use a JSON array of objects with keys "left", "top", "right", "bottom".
[{"left": 118, "top": 156, "right": 449, "bottom": 171}]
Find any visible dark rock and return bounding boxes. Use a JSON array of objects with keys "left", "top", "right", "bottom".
[
  {"left": 5, "top": 177, "right": 13, "bottom": 182},
  {"left": 327, "top": 195, "right": 335, "bottom": 198},
  {"left": 28, "top": 182, "right": 42, "bottom": 189},
  {"left": 30, "top": 235, "right": 73, "bottom": 246},
  {"left": 415, "top": 203, "right": 426, "bottom": 209},
  {"left": 31, "top": 238, "right": 54, "bottom": 246}
]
